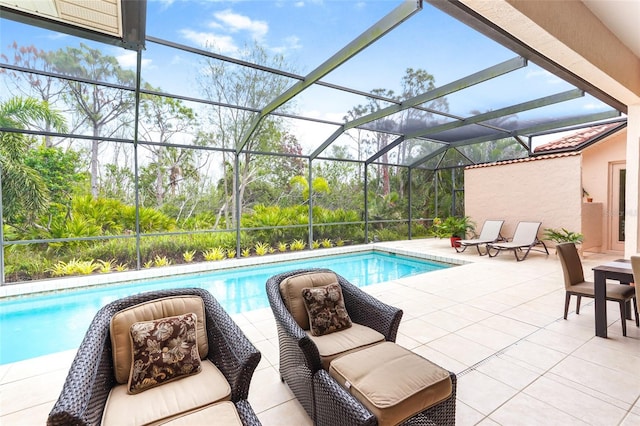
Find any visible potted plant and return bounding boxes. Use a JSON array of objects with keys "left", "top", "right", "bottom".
[
  {"left": 544, "top": 227, "right": 584, "bottom": 255},
  {"left": 432, "top": 216, "right": 476, "bottom": 247},
  {"left": 543, "top": 227, "right": 584, "bottom": 245},
  {"left": 583, "top": 188, "right": 593, "bottom": 203}
]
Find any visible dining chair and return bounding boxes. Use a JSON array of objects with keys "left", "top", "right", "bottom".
[{"left": 557, "top": 243, "right": 639, "bottom": 336}]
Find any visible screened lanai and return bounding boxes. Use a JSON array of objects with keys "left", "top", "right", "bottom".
[{"left": 0, "top": 0, "right": 628, "bottom": 284}]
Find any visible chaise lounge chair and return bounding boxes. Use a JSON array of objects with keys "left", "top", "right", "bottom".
[
  {"left": 487, "top": 221, "right": 549, "bottom": 261},
  {"left": 455, "top": 219, "right": 504, "bottom": 255}
]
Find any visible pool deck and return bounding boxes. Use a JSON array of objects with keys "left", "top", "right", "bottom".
[{"left": 1, "top": 238, "right": 639, "bottom": 425}]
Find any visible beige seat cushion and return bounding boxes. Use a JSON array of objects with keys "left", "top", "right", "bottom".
[
  {"left": 308, "top": 323, "right": 384, "bottom": 370},
  {"left": 329, "top": 342, "right": 452, "bottom": 426},
  {"left": 110, "top": 295, "right": 209, "bottom": 384},
  {"left": 102, "top": 360, "right": 231, "bottom": 426},
  {"left": 157, "top": 401, "right": 242, "bottom": 426},
  {"left": 279, "top": 271, "right": 339, "bottom": 330}
]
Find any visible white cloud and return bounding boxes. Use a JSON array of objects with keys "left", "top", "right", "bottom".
[
  {"left": 116, "top": 51, "right": 152, "bottom": 69},
  {"left": 180, "top": 29, "right": 238, "bottom": 53},
  {"left": 582, "top": 102, "right": 606, "bottom": 110},
  {"left": 271, "top": 35, "right": 302, "bottom": 54},
  {"left": 526, "top": 68, "right": 563, "bottom": 84},
  {"left": 212, "top": 9, "right": 268, "bottom": 40}
]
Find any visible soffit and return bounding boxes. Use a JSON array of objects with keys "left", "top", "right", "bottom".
[
  {"left": 456, "top": 0, "right": 640, "bottom": 106},
  {"left": 0, "top": 0, "right": 122, "bottom": 37}
]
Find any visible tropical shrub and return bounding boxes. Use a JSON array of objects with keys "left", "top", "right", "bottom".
[
  {"left": 254, "top": 242, "right": 271, "bottom": 256},
  {"left": 290, "top": 239, "right": 306, "bottom": 250},
  {"left": 543, "top": 228, "right": 584, "bottom": 244},
  {"left": 183, "top": 250, "right": 196, "bottom": 262},
  {"left": 203, "top": 247, "right": 225, "bottom": 261}
]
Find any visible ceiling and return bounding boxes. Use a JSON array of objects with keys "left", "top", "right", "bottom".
[
  {"left": 0, "top": 0, "right": 145, "bottom": 50},
  {"left": 0, "top": 0, "right": 122, "bottom": 36},
  {"left": 583, "top": 0, "right": 640, "bottom": 58}
]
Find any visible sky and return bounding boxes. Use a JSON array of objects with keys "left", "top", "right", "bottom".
[{"left": 0, "top": 0, "right": 618, "bottom": 152}]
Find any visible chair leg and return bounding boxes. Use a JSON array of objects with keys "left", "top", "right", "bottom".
[
  {"left": 576, "top": 295, "right": 581, "bottom": 315},
  {"left": 618, "top": 301, "right": 627, "bottom": 336},
  {"left": 564, "top": 293, "right": 571, "bottom": 320},
  {"left": 633, "top": 297, "right": 639, "bottom": 327}
]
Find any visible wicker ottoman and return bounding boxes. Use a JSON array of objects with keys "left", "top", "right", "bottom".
[{"left": 329, "top": 342, "right": 453, "bottom": 426}]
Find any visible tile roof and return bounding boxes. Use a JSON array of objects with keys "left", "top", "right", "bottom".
[
  {"left": 533, "top": 122, "right": 623, "bottom": 153},
  {"left": 466, "top": 151, "right": 580, "bottom": 169}
]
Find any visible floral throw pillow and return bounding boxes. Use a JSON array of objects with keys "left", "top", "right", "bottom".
[
  {"left": 127, "top": 312, "right": 201, "bottom": 394},
  {"left": 301, "top": 283, "right": 352, "bottom": 336}
]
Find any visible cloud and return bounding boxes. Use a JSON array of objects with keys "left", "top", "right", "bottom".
[
  {"left": 271, "top": 35, "right": 302, "bottom": 54},
  {"left": 526, "top": 68, "right": 563, "bottom": 84},
  {"left": 116, "top": 51, "right": 152, "bottom": 69},
  {"left": 180, "top": 29, "right": 238, "bottom": 53},
  {"left": 582, "top": 102, "right": 607, "bottom": 110},
  {"left": 212, "top": 9, "right": 268, "bottom": 40}
]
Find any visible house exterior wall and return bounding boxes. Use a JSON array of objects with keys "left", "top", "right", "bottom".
[
  {"left": 582, "top": 129, "right": 628, "bottom": 252},
  {"left": 464, "top": 155, "right": 582, "bottom": 244}
]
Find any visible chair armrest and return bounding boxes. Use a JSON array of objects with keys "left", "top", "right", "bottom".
[
  {"left": 197, "top": 289, "right": 261, "bottom": 401},
  {"left": 313, "top": 369, "right": 376, "bottom": 426},
  {"left": 47, "top": 304, "right": 117, "bottom": 426},
  {"left": 337, "top": 274, "right": 403, "bottom": 342},
  {"left": 234, "top": 399, "right": 262, "bottom": 426}
]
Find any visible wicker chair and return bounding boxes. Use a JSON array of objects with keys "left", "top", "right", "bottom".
[
  {"left": 47, "top": 288, "right": 262, "bottom": 426},
  {"left": 266, "top": 268, "right": 457, "bottom": 426}
]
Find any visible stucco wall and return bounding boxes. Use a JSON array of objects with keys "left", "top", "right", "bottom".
[
  {"left": 464, "top": 154, "right": 582, "bottom": 242},
  {"left": 581, "top": 129, "right": 627, "bottom": 251}
]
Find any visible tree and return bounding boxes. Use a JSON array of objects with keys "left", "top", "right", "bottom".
[
  {"left": 138, "top": 85, "right": 198, "bottom": 206},
  {"left": 24, "top": 144, "right": 85, "bottom": 206},
  {"left": 1, "top": 43, "right": 66, "bottom": 147},
  {"left": 0, "top": 97, "right": 67, "bottom": 222},
  {"left": 198, "top": 42, "right": 295, "bottom": 227},
  {"left": 49, "top": 43, "right": 136, "bottom": 198}
]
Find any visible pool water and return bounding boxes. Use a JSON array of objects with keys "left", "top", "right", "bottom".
[{"left": 0, "top": 251, "right": 449, "bottom": 364}]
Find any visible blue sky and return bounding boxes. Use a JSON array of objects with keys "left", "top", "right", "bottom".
[{"left": 0, "top": 0, "right": 616, "bottom": 150}]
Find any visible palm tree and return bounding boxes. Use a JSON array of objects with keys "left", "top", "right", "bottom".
[{"left": 0, "top": 96, "right": 67, "bottom": 221}]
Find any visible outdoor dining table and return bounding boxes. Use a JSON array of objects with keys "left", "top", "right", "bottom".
[{"left": 592, "top": 259, "right": 635, "bottom": 338}]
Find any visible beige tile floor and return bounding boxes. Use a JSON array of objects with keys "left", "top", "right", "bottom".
[{"left": 1, "top": 239, "right": 639, "bottom": 425}]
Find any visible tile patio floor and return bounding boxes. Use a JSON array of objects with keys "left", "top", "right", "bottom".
[{"left": 1, "top": 238, "right": 639, "bottom": 425}]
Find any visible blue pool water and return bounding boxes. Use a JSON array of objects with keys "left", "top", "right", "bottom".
[{"left": 0, "top": 251, "right": 449, "bottom": 364}]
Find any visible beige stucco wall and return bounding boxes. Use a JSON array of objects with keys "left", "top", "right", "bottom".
[
  {"left": 582, "top": 129, "right": 627, "bottom": 251},
  {"left": 582, "top": 129, "right": 627, "bottom": 204},
  {"left": 465, "top": 154, "right": 582, "bottom": 243}
]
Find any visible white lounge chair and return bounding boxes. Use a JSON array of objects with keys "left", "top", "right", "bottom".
[
  {"left": 487, "top": 221, "right": 549, "bottom": 261},
  {"left": 455, "top": 219, "right": 504, "bottom": 255}
]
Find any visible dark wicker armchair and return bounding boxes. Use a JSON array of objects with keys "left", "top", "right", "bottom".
[
  {"left": 266, "top": 268, "right": 405, "bottom": 425},
  {"left": 47, "top": 288, "right": 262, "bottom": 426}
]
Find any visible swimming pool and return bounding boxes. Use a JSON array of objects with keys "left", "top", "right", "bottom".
[{"left": 0, "top": 251, "right": 450, "bottom": 364}]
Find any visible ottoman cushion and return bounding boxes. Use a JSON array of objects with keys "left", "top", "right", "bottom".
[
  {"left": 329, "top": 342, "right": 452, "bottom": 426},
  {"left": 307, "top": 323, "right": 385, "bottom": 370}
]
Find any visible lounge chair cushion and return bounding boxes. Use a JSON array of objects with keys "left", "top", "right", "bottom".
[
  {"left": 128, "top": 312, "right": 202, "bottom": 394},
  {"left": 307, "top": 323, "right": 384, "bottom": 370},
  {"left": 157, "top": 401, "right": 242, "bottom": 426},
  {"left": 279, "top": 271, "right": 339, "bottom": 330},
  {"left": 110, "top": 296, "right": 209, "bottom": 384},
  {"left": 102, "top": 360, "right": 231, "bottom": 426},
  {"left": 329, "top": 342, "right": 452, "bottom": 426},
  {"left": 302, "top": 283, "right": 352, "bottom": 336}
]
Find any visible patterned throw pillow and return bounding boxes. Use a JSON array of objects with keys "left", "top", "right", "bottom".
[
  {"left": 301, "top": 283, "right": 352, "bottom": 336},
  {"left": 128, "top": 312, "right": 201, "bottom": 394}
]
